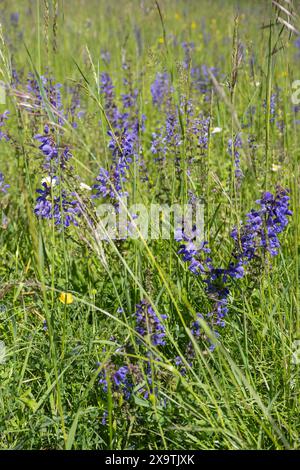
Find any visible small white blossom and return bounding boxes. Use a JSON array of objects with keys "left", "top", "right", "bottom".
[
  {"left": 211, "top": 127, "right": 222, "bottom": 134},
  {"left": 80, "top": 182, "right": 92, "bottom": 191},
  {"left": 41, "top": 176, "right": 57, "bottom": 187},
  {"left": 272, "top": 164, "right": 281, "bottom": 172}
]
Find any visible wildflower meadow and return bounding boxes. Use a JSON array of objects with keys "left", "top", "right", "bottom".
[{"left": 0, "top": 0, "right": 299, "bottom": 452}]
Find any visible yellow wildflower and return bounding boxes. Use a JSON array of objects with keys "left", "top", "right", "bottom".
[{"left": 59, "top": 292, "right": 74, "bottom": 305}]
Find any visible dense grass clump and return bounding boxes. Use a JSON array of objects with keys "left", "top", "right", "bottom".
[{"left": 0, "top": 0, "right": 299, "bottom": 450}]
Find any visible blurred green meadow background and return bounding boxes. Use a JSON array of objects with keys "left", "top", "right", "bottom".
[{"left": 0, "top": 0, "right": 299, "bottom": 450}]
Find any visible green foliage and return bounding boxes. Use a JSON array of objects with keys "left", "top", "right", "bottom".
[{"left": 0, "top": 0, "right": 299, "bottom": 450}]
